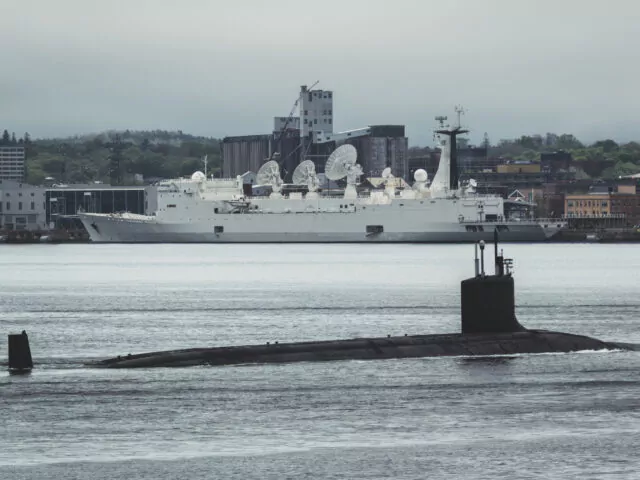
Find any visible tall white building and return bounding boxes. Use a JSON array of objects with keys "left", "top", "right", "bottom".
[
  {"left": 0, "top": 146, "right": 25, "bottom": 182},
  {"left": 300, "top": 85, "right": 333, "bottom": 138}
]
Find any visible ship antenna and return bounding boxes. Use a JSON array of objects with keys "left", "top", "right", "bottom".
[
  {"left": 435, "top": 108, "right": 469, "bottom": 191},
  {"left": 474, "top": 242, "right": 480, "bottom": 276},
  {"left": 203, "top": 155, "right": 208, "bottom": 179},
  {"left": 454, "top": 105, "right": 466, "bottom": 128}
]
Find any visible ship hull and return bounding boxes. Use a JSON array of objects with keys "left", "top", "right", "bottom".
[
  {"left": 78, "top": 212, "right": 557, "bottom": 243},
  {"left": 90, "top": 330, "right": 633, "bottom": 369}
]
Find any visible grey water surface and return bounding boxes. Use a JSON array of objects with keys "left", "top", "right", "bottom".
[{"left": 1, "top": 243, "right": 639, "bottom": 479}]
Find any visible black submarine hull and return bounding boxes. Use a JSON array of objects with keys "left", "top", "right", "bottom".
[
  {"left": 84, "top": 233, "right": 637, "bottom": 370},
  {"left": 90, "top": 330, "right": 633, "bottom": 369}
]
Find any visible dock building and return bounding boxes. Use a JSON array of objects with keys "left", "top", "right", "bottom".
[
  {"left": 0, "top": 180, "right": 47, "bottom": 231},
  {"left": 45, "top": 183, "right": 158, "bottom": 227}
]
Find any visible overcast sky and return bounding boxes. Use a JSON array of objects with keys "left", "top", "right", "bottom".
[{"left": 2, "top": 0, "right": 639, "bottom": 146}]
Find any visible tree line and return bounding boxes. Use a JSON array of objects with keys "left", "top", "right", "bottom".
[
  {"left": 5, "top": 127, "right": 640, "bottom": 184},
  {"left": 0, "top": 130, "right": 31, "bottom": 146},
  {"left": 2, "top": 129, "right": 222, "bottom": 185}
]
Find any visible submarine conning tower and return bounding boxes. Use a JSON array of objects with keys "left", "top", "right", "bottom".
[
  {"left": 8, "top": 330, "right": 33, "bottom": 373},
  {"left": 461, "top": 230, "right": 526, "bottom": 334}
]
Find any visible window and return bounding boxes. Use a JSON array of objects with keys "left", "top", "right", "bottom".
[
  {"left": 366, "top": 225, "right": 384, "bottom": 234},
  {"left": 329, "top": 119, "right": 332, "bottom": 124},
  {"left": 30, "top": 202, "right": 34, "bottom": 210},
  {"left": 30, "top": 192, "right": 34, "bottom": 197},
  {"left": 6, "top": 202, "right": 10, "bottom": 210},
  {"left": 304, "top": 110, "right": 308, "bottom": 115},
  {"left": 214, "top": 226, "right": 224, "bottom": 234},
  {"left": 314, "top": 119, "right": 317, "bottom": 124}
]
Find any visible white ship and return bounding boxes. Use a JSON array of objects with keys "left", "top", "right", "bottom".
[{"left": 78, "top": 119, "right": 566, "bottom": 243}]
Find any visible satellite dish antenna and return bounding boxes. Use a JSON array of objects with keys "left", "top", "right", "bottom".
[
  {"left": 325, "top": 144, "right": 361, "bottom": 199},
  {"left": 256, "top": 160, "right": 283, "bottom": 196},
  {"left": 325, "top": 144, "right": 358, "bottom": 180},
  {"left": 292, "top": 160, "right": 315, "bottom": 185},
  {"left": 381, "top": 167, "right": 392, "bottom": 179},
  {"left": 465, "top": 178, "right": 478, "bottom": 195},
  {"left": 292, "top": 160, "right": 319, "bottom": 195}
]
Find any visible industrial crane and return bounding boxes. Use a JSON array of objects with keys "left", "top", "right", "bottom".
[{"left": 267, "top": 80, "right": 319, "bottom": 166}]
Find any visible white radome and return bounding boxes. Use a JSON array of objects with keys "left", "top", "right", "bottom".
[
  {"left": 191, "top": 171, "right": 206, "bottom": 182},
  {"left": 414, "top": 169, "right": 428, "bottom": 182}
]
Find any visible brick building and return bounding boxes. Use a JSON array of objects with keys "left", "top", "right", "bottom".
[
  {"left": 564, "top": 194, "right": 611, "bottom": 217},
  {"left": 610, "top": 185, "right": 640, "bottom": 226}
]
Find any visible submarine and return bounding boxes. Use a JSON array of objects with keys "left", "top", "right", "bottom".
[{"left": 87, "top": 231, "right": 638, "bottom": 369}]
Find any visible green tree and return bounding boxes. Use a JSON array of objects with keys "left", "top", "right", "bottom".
[
  {"left": 556, "top": 134, "right": 583, "bottom": 150},
  {"left": 591, "top": 139, "right": 618, "bottom": 153},
  {"left": 1, "top": 130, "right": 9, "bottom": 145}
]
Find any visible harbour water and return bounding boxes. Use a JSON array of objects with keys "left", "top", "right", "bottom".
[{"left": 1, "top": 244, "right": 639, "bottom": 479}]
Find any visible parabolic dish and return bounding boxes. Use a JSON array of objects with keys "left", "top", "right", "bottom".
[
  {"left": 381, "top": 167, "right": 392, "bottom": 179},
  {"left": 325, "top": 144, "right": 357, "bottom": 181},
  {"left": 256, "top": 160, "right": 281, "bottom": 185},
  {"left": 292, "top": 160, "right": 316, "bottom": 185}
]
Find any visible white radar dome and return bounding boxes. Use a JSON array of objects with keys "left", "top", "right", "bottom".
[
  {"left": 414, "top": 169, "right": 428, "bottom": 182},
  {"left": 191, "top": 171, "right": 206, "bottom": 182}
]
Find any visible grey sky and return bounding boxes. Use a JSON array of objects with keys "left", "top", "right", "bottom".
[{"left": 2, "top": 0, "right": 639, "bottom": 146}]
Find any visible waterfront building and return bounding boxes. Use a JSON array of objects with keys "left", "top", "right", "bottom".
[
  {"left": 564, "top": 193, "right": 611, "bottom": 217},
  {"left": 45, "top": 183, "right": 158, "bottom": 227},
  {"left": 0, "top": 180, "right": 47, "bottom": 231},
  {"left": 610, "top": 184, "right": 640, "bottom": 226}
]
